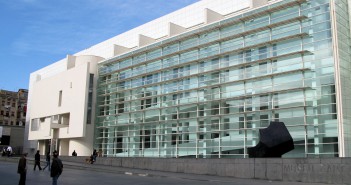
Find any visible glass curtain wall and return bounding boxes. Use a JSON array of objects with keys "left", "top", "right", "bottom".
[
  {"left": 96, "top": 0, "right": 339, "bottom": 158},
  {"left": 332, "top": 0, "right": 351, "bottom": 157}
]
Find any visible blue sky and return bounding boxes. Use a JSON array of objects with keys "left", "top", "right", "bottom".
[{"left": 0, "top": 0, "right": 198, "bottom": 91}]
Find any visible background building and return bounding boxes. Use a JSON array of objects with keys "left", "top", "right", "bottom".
[
  {"left": 0, "top": 89, "right": 28, "bottom": 154},
  {"left": 27, "top": 0, "right": 351, "bottom": 158}
]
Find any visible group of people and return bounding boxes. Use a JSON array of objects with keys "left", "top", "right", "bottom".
[
  {"left": 17, "top": 150, "right": 63, "bottom": 185},
  {"left": 16, "top": 149, "right": 98, "bottom": 184},
  {"left": 2, "top": 145, "right": 13, "bottom": 157}
]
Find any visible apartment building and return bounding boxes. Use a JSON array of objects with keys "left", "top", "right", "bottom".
[
  {"left": 0, "top": 89, "right": 27, "bottom": 153},
  {"left": 27, "top": 0, "right": 351, "bottom": 158}
]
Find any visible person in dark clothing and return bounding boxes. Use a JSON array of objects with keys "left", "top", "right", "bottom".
[
  {"left": 89, "top": 154, "right": 94, "bottom": 164},
  {"left": 43, "top": 152, "right": 51, "bottom": 171},
  {"left": 51, "top": 151, "right": 63, "bottom": 185},
  {"left": 92, "top": 149, "right": 97, "bottom": 162},
  {"left": 2, "top": 147, "right": 6, "bottom": 156},
  {"left": 72, "top": 150, "right": 77, "bottom": 156},
  {"left": 33, "top": 150, "right": 42, "bottom": 171},
  {"left": 17, "top": 153, "right": 28, "bottom": 185}
]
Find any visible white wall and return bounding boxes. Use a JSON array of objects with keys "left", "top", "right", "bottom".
[
  {"left": 29, "top": 62, "right": 89, "bottom": 139},
  {"left": 27, "top": 55, "right": 103, "bottom": 156}
]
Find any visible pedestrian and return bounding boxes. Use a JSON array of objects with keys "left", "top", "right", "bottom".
[
  {"left": 2, "top": 147, "right": 6, "bottom": 156},
  {"left": 89, "top": 154, "right": 94, "bottom": 164},
  {"left": 7, "top": 145, "right": 12, "bottom": 157},
  {"left": 51, "top": 151, "right": 63, "bottom": 185},
  {"left": 43, "top": 151, "right": 51, "bottom": 171},
  {"left": 17, "top": 153, "right": 28, "bottom": 185},
  {"left": 72, "top": 150, "right": 77, "bottom": 156},
  {"left": 92, "top": 149, "right": 97, "bottom": 162},
  {"left": 33, "top": 150, "right": 42, "bottom": 171}
]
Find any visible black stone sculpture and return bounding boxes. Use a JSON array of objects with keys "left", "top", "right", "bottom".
[{"left": 248, "top": 121, "right": 294, "bottom": 158}]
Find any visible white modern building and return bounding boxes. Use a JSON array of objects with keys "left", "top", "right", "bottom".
[
  {"left": 26, "top": 0, "right": 351, "bottom": 158},
  {"left": 27, "top": 56, "right": 103, "bottom": 156}
]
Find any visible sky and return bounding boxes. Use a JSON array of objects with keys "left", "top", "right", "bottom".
[{"left": 0, "top": 0, "right": 199, "bottom": 91}]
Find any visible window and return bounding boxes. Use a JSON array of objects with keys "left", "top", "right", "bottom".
[
  {"left": 239, "top": 117, "right": 245, "bottom": 134},
  {"left": 260, "top": 95, "right": 269, "bottom": 110},
  {"left": 259, "top": 46, "right": 268, "bottom": 59},
  {"left": 245, "top": 50, "right": 252, "bottom": 62},
  {"left": 31, "top": 119, "right": 40, "bottom": 131},
  {"left": 142, "top": 74, "right": 153, "bottom": 85},
  {"left": 58, "top": 90, "right": 62, "bottom": 107},
  {"left": 272, "top": 44, "right": 277, "bottom": 56},
  {"left": 172, "top": 131, "right": 177, "bottom": 145},
  {"left": 260, "top": 115, "right": 269, "bottom": 127},
  {"left": 173, "top": 68, "right": 179, "bottom": 78},
  {"left": 87, "top": 74, "right": 94, "bottom": 125},
  {"left": 223, "top": 118, "right": 230, "bottom": 136},
  {"left": 118, "top": 104, "right": 124, "bottom": 113},
  {"left": 259, "top": 62, "right": 268, "bottom": 75}
]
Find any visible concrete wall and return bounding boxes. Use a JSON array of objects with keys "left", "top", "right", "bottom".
[
  {"left": 9, "top": 127, "right": 25, "bottom": 152},
  {"left": 60, "top": 156, "right": 351, "bottom": 184}
]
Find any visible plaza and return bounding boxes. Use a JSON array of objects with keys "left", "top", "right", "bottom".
[{"left": 0, "top": 158, "right": 344, "bottom": 185}]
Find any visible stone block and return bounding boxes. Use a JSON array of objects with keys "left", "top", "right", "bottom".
[
  {"left": 234, "top": 162, "right": 255, "bottom": 179},
  {"left": 314, "top": 163, "right": 343, "bottom": 184},
  {"left": 341, "top": 163, "right": 351, "bottom": 184},
  {"left": 254, "top": 158, "right": 267, "bottom": 179},
  {"left": 214, "top": 162, "right": 227, "bottom": 176},
  {"left": 183, "top": 162, "right": 195, "bottom": 174},
  {"left": 283, "top": 158, "right": 320, "bottom": 164},
  {"left": 168, "top": 161, "right": 178, "bottom": 173},
  {"left": 121, "top": 158, "right": 133, "bottom": 168},
  {"left": 207, "top": 162, "right": 219, "bottom": 175},
  {"left": 322, "top": 158, "right": 342, "bottom": 164},
  {"left": 224, "top": 163, "right": 236, "bottom": 177},
  {"left": 103, "top": 158, "right": 112, "bottom": 165},
  {"left": 176, "top": 161, "right": 185, "bottom": 173},
  {"left": 282, "top": 161, "right": 317, "bottom": 182},
  {"left": 341, "top": 158, "right": 351, "bottom": 164},
  {"left": 266, "top": 163, "right": 282, "bottom": 181},
  {"left": 111, "top": 158, "right": 121, "bottom": 167}
]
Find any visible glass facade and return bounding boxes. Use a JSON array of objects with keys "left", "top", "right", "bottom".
[
  {"left": 95, "top": 0, "right": 342, "bottom": 158},
  {"left": 332, "top": 0, "right": 351, "bottom": 157}
]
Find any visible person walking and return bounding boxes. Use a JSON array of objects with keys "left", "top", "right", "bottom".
[
  {"left": 43, "top": 152, "right": 51, "bottom": 171},
  {"left": 33, "top": 150, "right": 42, "bottom": 171},
  {"left": 51, "top": 151, "right": 63, "bottom": 185},
  {"left": 17, "top": 153, "right": 28, "bottom": 185},
  {"left": 92, "top": 149, "right": 97, "bottom": 162}
]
